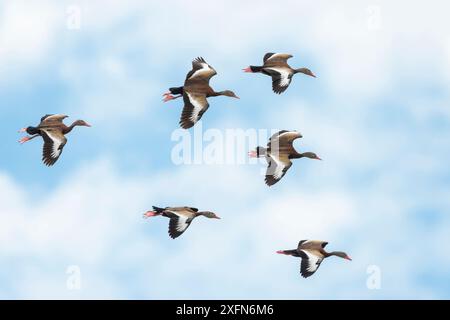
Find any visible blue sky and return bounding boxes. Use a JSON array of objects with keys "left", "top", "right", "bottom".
[{"left": 1, "top": 0, "right": 450, "bottom": 299}]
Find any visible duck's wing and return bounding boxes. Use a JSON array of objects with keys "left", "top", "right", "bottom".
[
  {"left": 299, "top": 249, "right": 324, "bottom": 278},
  {"left": 179, "top": 91, "right": 209, "bottom": 129},
  {"left": 263, "top": 53, "right": 293, "bottom": 63},
  {"left": 184, "top": 57, "right": 217, "bottom": 84},
  {"left": 39, "top": 114, "right": 68, "bottom": 126},
  {"left": 298, "top": 240, "right": 329, "bottom": 250},
  {"left": 264, "top": 131, "right": 302, "bottom": 186},
  {"left": 165, "top": 209, "right": 194, "bottom": 239},
  {"left": 267, "top": 130, "right": 301, "bottom": 155},
  {"left": 264, "top": 152, "right": 292, "bottom": 186},
  {"left": 166, "top": 206, "right": 198, "bottom": 213},
  {"left": 263, "top": 67, "right": 294, "bottom": 94},
  {"left": 40, "top": 128, "right": 67, "bottom": 166},
  {"left": 297, "top": 240, "right": 308, "bottom": 250}
]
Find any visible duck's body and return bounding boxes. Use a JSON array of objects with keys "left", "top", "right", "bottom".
[
  {"left": 249, "top": 130, "right": 321, "bottom": 186},
  {"left": 277, "top": 240, "right": 351, "bottom": 278},
  {"left": 163, "top": 57, "right": 239, "bottom": 129},
  {"left": 18, "top": 114, "right": 91, "bottom": 166},
  {"left": 143, "top": 206, "right": 220, "bottom": 239},
  {"left": 243, "top": 53, "right": 316, "bottom": 94}
]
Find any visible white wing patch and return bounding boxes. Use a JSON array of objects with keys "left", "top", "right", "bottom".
[
  {"left": 174, "top": 215, "right": 190, "bottom": 232},
  {"left": 300, "top": 250, "right": 324, "bottom": 275},
  {"left": 266, "top": 67, "right": 291, "bottom": 87},
  {"left": 167, "top": 210, "right": 192, "bottom": 238},
  {"left": 188, "top": 63, "right": 213, "bottom": 80},
  {"left": 186, "top": 92, "right": 205, "bottom": 122},
  {"left": 45, "top": 130, "right": 65, "bottom": 158},
  {"left": 267, "top": 154, "right": 285, "bottom": 180}
]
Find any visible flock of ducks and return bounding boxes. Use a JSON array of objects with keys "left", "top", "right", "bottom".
[{"left": 18, "top": 53, "right": 350, "bottom": 278}]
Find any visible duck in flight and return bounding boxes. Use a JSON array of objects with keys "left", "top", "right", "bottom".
[
  {"left": 18, "top": 114, "right": 91, "bottom": 166},
  {"left": 243, "top": 53, "right": 316, "bottom": 94},
  {"left": 163, "top": 57, "right": 239, "bottom": 129},
  {"left": 143, "top": 206, "right": 221, "bottom": 239},
  {"left": 277, "top": 240, "right": 351, "bottom": 278},
  {"left": 249, "top": 130, "right": 321, "bottom": 186}
]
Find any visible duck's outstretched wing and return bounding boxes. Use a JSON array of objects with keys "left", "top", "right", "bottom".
[
  {"left": 179, "top": 91, "right": 209, "bottom": 129},
  {"left": 41, "top": 128, "right": 67, "bottom": 166},
  {"left": 185, "top": 57, "right": 217, "bottom": 84}
]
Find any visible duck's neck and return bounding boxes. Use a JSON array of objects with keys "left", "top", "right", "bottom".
[
  {"left": 209, "top": 91, "right": 226, "bottom": 97},
  {"left": 194, "top": 211, "right": 208, "bottom": 217},
  {"left": 290, "top": 152, "right": 307, "bottom": 159},
  {"left": 294, "top": 68, "right": 309, "bottom": 75},
  {"left": 62, "top": 122, "right": 78, "bottom": 134},
  {"left": 324, "top": 251, "right": 343, "bottom": 258}
]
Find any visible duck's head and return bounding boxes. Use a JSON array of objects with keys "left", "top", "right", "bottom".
[
  {"left": 334, "top": 251, "right": 352, "bottom": 261},
  {"left": 73, "top": 120, "right": 92, "bottom": 127},
  {"left": 222, "top": 90, "right": 239, "bottom": 99},
  {"left": 201, "top": 211, "right": 221, "bottom": 219},
  {"left": 302, "top": 152, "right": 322, "bottom": 160}
]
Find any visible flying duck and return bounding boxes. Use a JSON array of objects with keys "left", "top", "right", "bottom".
[
  {"left": 277, "top": 240, "right": 351, "bottom": 278},
  {"left": 18, "top": 114, "right": 91, "bottom": 166},
  {"left": 143, "top": 206, "right": 220, "bottom": 239},
  {"left": 163, "top": 57, "right": 239, "bottom": 129},
  {"left": 243, "top": 53, "right": 316, "bottom": 94},
  {"left": 249, "top": 130, "right": 321, "bottom": 186}
]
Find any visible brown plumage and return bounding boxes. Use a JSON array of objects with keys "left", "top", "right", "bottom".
[
  {"left": 249, "top": 130, "right": 321, "bottom": 186},
  {"left": 243, "top": 52, "right": 316, "bottom": 94},
  {"left": 277, "top": 240, "right": 351, "bottom": 278},
  {"left": 18, "top": 114, "right": 91, "bottom": 166},
  {"left": 163, "top": 57, "right": 239, "bottom": 129},
  {"left": 143, "top": 206, "right": 220, "bottom": 239}
]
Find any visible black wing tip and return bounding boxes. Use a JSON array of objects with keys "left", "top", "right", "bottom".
[
  {"left": 264, "top": 176, "right": 277, "bottom": 187},
  {"left": 193, "top": 56, "right": 206, "bottom": 63},
  {"left": 179, "top": 121, "right": 194, "bottom": 129},
  {"left": 263, "top": 52, "right": 275, "bottom": 61},
  {"left": 272, "top": 86, "right": 288, "bottom": 94},
  {"left": 168, "top": 231, "right": 180, "bottom": 239},
  {"left": 300, "top": 272, "right": 311, "bottom": 278},
  {"left": 42, "top": 157, "right": 57, "bottom": 166}
]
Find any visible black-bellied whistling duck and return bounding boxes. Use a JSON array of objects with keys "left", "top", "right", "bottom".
[
  {"left": 143, "top": 206, "right": 220, "bottom": 239},
  {"left": 277, "top": 240, "right": 351, "bottom": 278},
  {"left": 249, "top": 130, "right": 321, "bottom": 186},
  {"left": 18, "top": 114, "right": 91, "bottom": 166},
  {"left": 243, "top": 53, "right": 316, "bottom": 94},
  {"left": 163, "top": 57, "right": 239, "bottom": 129}
]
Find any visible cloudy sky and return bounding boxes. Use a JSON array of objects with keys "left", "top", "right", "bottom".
[{"left": 1, "top": 0, "right": 450, "bottom": 299}]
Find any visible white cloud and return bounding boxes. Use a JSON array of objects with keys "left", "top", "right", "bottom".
[
  {"left": 1, "top": 154, "right": 449, "bottom": 299},
  {"left": 0, "top": 1, "right": 61, "bottom": 83}
]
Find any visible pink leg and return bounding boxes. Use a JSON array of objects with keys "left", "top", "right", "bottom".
[
  {"left": 143, "top": 211, "right": 158, "bottom": 218},
  {"left": 163, "top": 94, "right": 182, "bottom": 102},
  {"left": 18, "top": 136, "right": 32, "bottom": 144},
  {"left": 248, "top": 150, "right": 258, "bottom": 158},
  {"left": 243, "top": 67, "right": 253, "bottom": 73},
  {"left": 18, "top": 128, "right": 27, "bottom": 133}
]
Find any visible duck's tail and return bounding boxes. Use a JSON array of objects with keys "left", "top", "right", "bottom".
[
  {"left": 256, "top": 146, "right": 267, "bottom": 157},
  {"left": 248, "top": 146, "right": 267, "bottom": 158},
  {"left": 152, "top": 206, "right": 165, "bottom": 214},
  {"left": 168, "top": 86, "right": 183, "bottom": 95}
]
